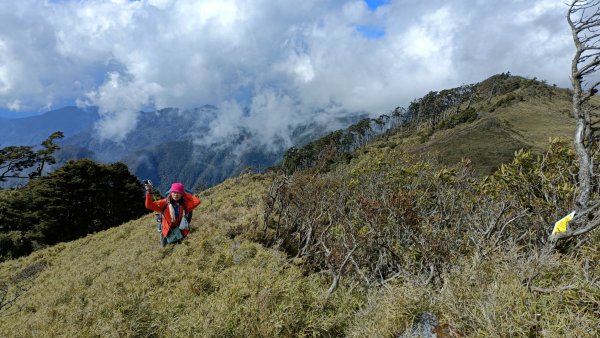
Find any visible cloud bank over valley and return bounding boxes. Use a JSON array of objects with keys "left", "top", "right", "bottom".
[{"left": 0, "top": 0, "right": 571, "bottom": 150}]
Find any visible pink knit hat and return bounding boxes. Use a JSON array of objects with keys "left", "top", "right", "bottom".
[{"left": 170, "top": 182, "right": 185, "bottom": 194}]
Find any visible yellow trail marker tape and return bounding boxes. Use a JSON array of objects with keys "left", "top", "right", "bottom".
[{"left": 552, "top": 211, "right": 576, "bottom": 235}]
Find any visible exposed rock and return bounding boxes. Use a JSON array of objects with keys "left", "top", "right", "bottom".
[{"left": 398, "top": 312, "right": 439, "bottom": 338}]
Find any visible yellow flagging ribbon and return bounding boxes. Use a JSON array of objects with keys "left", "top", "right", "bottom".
[{"left": 552, "top": 211, "right": 576, "bottom": 235}]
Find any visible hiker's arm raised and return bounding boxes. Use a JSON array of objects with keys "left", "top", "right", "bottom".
[{"left": 145, "top": 192, "right": 164, "bottom": 212}]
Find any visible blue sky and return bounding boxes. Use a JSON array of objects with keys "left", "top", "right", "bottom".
[
  {"left": 365, "top": 0, "right": 389, "bottom": 10},
  {"left": 0, "top": 0, "right": 572, "bottom": 145},
  {"left": 356, "top": 25, "right": 385, "bottom": 39},
  {"left": 355, "top": 0, "right": 388, "bottom": 38}
]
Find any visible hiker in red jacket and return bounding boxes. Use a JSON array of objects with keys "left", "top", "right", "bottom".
[{"left": 144, "top": 182, "right": 201, "bottom": 246}]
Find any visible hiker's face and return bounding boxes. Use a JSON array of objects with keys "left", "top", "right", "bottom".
[{"left": 171, "top": 192, "right": 182, "bottom": 201}]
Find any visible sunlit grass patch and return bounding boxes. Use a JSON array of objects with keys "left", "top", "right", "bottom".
[{"left": 0, "top": 173, "right": 363, "bottom": 337}]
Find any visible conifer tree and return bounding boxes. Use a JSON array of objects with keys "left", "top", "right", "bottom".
[{"left": 24, "top": 159, "right": 147, "bottom": 245}]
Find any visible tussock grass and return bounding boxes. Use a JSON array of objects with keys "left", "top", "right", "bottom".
[
  {"left": 0, "top": 173, "right": 361, "bottom": 337},
  {"left": 346, "top": 241, "right": 600, "bottom": 337},
  {"left": 2, "top": 85, "right": 600, "bottom": 337}
]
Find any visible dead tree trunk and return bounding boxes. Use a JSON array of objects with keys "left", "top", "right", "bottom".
[
  {"left": 569, "top": 1, "right": 600, "bottom": 208},
  {"left": 552, "top": 1, "right": 600, "bottom": 241}
]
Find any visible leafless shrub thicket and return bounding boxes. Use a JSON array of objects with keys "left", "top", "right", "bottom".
[{"left": 261, "top": 142, "right": 581, "bottom": 295}]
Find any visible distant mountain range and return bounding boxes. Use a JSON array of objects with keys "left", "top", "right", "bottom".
[
  {"left": 0, "top": 106, "right": 99, "bottom": 148},
  {"left": 0, "top": 105, "right": 365, "bottom": 192}
]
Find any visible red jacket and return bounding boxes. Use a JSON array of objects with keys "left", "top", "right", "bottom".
[{"left": 145, "top": 192, "right": 201, "bottom": 237}]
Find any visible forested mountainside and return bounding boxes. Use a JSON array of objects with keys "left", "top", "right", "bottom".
[
  {"left": 123, "top": 139, "right": 281, "bottom": 191},
  {"left": 117, "top": 113, "right": 365, "bottom": 192},
  {"left": 1, "top": 73, "right": 598, "bottom": 337},
  {"left": 0, "top": 104, "right": 365, "bottom": 192},
  {"left": 56, "top": 106, "right": 364, "bottom": 192}
]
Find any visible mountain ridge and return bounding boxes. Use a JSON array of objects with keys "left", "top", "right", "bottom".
[
  {"left": 2, "top": 74, "right": 597, "bottom": 336},
  {"left": 0, "top": 106, "right": 98, "bottom": 147},
  {"left": 1, "top": 104, "right": 366, "bottom": 191},
  {"left": 278, "top": 73, "right": 574, "bottom": 176}
]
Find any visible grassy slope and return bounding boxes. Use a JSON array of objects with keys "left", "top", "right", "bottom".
[
  {"left": 2, "top": 80, "right": 600, "bottom": 337},
  {"left": 344, "top": 149, "right": 599, "bottom": 337},
  {"left": 322, "top": 87, "right": 600, "bottom": 336},
  {"left": 278, "top": 80, "right": 599, "bottom": 335},
  {"left": 0, "top": 174, "right": 360, "bottom": 337},
  {"left": 413, "top": 86, "right": 575, "bottom": 175}
]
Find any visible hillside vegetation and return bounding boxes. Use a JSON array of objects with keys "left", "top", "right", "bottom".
[
  {"left": 1, "top": 75, "right": 599, "bottom": 337},
  {"left": 280, "top": 74, "right": 576, "bottom": 176},
  {"left": 414, "top": 76, "right": 574, "bottom": 174},
  {"left": 0, "top": 174, "right": 364, "bottom": 337}
]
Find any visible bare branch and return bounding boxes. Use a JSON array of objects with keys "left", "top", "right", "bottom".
[
  {"left": 491, "top": 211, "right": 529, "bottom": 247},
  {"left": 483, "top": 201, "right": 510, "bottom": 240},
  {"left": 423, "top": 264, "right": 435, "bottom": 286},
  {"left": 326, "top": 244, "right": 357, "bottom": 297},
  {"left": 583, "top": 80, "right": 600, "bottom": 101},
  {"left": 577, "top": 59, "right": 600, "bottom": 78},
  {"left": 350, "top": 256, "right": 371, "bottom": 286}
]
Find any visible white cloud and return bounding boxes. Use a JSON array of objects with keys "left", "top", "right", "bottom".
[
  {"left": 0, "top": 0, "right": 576, "bottom": 145},
  {"left": 514, "top": 0, "right": 564, "bottom": 24},
  {"left": 7, "top": 99, "right": 22, "bottom": 111},
  {"left": 83, "top": 72, "right": 162, "bottom": 141}
]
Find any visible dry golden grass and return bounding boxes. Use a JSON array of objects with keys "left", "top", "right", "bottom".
[
  {"left": 413, "top": 91, "right": 575, "bottom": 175},
  {"left": 2, "top": 85, "right": 600, "bottom": 337},
  {"left": 346, "top": 239, "right": 600, "bottom": 337},
  {"left": 0, "top": 173, "right": 361, "bottom": 337},
  {"left": 2, "top": 165, "right": 599, "bottom": 337}
]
